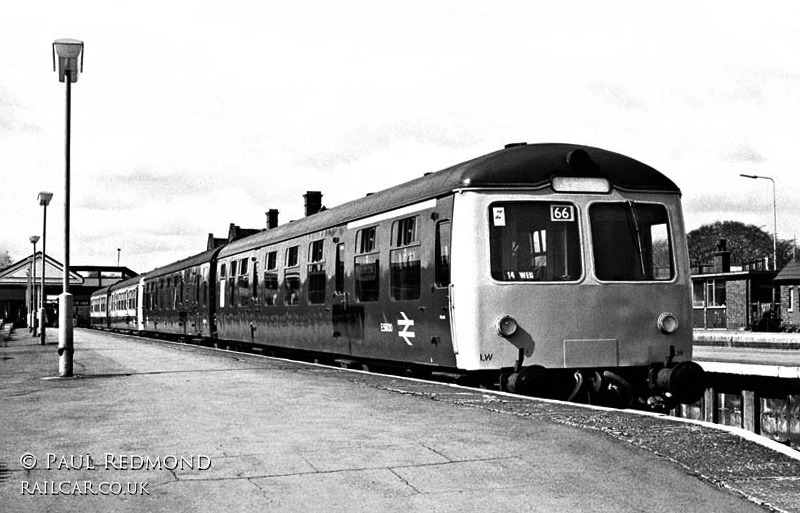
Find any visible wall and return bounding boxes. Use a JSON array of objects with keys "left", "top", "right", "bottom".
[
  {"left": 780, "top": 285, "right": 799, "bottom": 327},
  {"left": 726, "top": 280, "right": 748, "bottom": 330}
]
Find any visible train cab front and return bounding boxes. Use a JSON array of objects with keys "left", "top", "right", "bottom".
[{"left": 448, "top": 148, "right": 706, "bottom": 410}]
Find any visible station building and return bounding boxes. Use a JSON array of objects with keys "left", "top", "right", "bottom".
[
  {"left": 0, "top": 253, "right": 136, "bottom": 328},
  {"left": 774, "top": 260, "right": 800, "bottom": 329},
  {"left": 691, "top": 240, "right": 778, "bottom": 331}
]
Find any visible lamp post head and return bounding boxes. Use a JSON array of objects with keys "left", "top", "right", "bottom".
[
  {"left": 38, "top": 191, "right": 53, "bottom": 206},
  {"left": 30, "top": 235, "right": 40, "bottom": 244},
  {"left": 52, "top": 39, "right": 84, "bottom": 83},
  {"left": 739, "top": 174, "right": 758, "bottom": 179}
]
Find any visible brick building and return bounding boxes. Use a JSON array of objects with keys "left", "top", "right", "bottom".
[
  {"left": 692, "top": 240, "right": 777, "bottom": 330},
  {"left": 774, "top": 260, "right": 800, "bottom": 329}
]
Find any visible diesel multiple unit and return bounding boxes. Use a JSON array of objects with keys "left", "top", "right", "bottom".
[{"left": 91, "top": 143, "right": 706, "bottom": 408}]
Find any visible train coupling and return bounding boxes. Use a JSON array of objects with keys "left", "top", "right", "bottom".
[{"left": 647, "top": 361, "right": 706, "bottom": 405}]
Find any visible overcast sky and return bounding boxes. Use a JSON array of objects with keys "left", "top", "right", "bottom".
[{"left": 1, "top": 1, "right": 799, "bottom": 273}]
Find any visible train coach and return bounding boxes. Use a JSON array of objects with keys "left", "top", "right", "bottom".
[
  {"left": 91, "top": 142, "right": 706, "bottom": 408},
  {"left": 90, "top": 275, "right": 144, "bottom": 331}
]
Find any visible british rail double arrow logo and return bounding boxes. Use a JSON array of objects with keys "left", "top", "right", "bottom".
[{"left": 398, "top": 312, "right": 415, "bottom": 346}]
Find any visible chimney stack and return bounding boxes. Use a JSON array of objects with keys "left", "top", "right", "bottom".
[
  {"left": 712, "top": 238, "right": 731, "bottom": 273},
  {"left": 304, "top": 191, "right": 323, "bottom": 217},
  {"left": 266, "top": 209, "right": 279, "bottom": 229}
]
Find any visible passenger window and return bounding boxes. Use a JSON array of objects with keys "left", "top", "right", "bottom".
[
  {"left": 309, "top": 240, "right": 324, "bottom": 263},
  {"left": 238, "top": 258, "right": 250, "bottom": 306},
  {"left": 308, "top": 240, "right": 326, "bottom": 304},
  {"left": 356, "top": 227, "right": 377, "bottom": 253},
  {"left": 390, "top": 247, "right": 420, "bottom": 300},
  {"left": 286, "top": 246, "right": 299, "bottom": 268},
  {"left": 354, "top": 254, "right": 379, "bottom": 302},
  {"left": 335, "top": 243, "right": 345, "bottom": 294},
  {"left": 229, "top": 260, "right": 237, "bottom": 307},
  {"left": 391, "top": 217, "right": 417, "bottom": 247},
  {"left": 263, "top": 272, "right": 279, "bottom": 306},
  {"left": 285, "top": 271, "right": 301, "bottom": 305},
  {"left": 266, "top": 251, "right": 277, "bottom": 271},
  {"left": 355, "top": 227, "right": 379, "bottom": 302},
  {"left": 390, "top": 215, "right": 420, "bottom": 300},
  {"left": 252, "top": 260, "right": 259, "bottom": 300},
  {"left": 435, "top": 221, "right": 451, "bottom": 287}
]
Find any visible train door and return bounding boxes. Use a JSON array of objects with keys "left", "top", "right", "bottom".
[
  {"left": 332, "top": 241, "right": 363, "bottom": 355},
  {"left": 430, "top": 217, "right": 456, "bottom": 365},
  {"left": 379, "top": 204, "right": 455, "bottom": 366},
  {"left": 137, "top": 278, "right": 145, "bottom": 331},
  {"left": 178, "top": 272, "right": 188, "bottom": 335}
]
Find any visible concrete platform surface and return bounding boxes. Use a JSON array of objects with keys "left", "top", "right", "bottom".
[
  {"left": 694, "top": 330, "right": 800, "bottom": 350},
  {"left": 1, "top": 328, "right": 799, "bottom": 513},
  {"left": 693, "top": 330, "right": 800, "bottom": 378}
]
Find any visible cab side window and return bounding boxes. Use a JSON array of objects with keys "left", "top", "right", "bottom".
[{"left": 435, "top": 220, "right": 451, "bottom": 287}]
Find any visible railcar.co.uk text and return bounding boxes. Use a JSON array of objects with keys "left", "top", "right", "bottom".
[{"left": 18, "top": 453, "right": 212, "bottom": 496}]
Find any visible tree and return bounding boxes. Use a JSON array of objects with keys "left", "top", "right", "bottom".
[
  {"left": 687, "top": 221, "right": 793, "bottom": 270},
  {"left": 0, "top": 249, "right": 13, "bottom": 269}
]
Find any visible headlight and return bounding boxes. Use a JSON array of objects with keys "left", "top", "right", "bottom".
[
  {"left": 657, "top": 312, "right": 679, "bottom": 334},
  {"left": 495, "top": 315, "right": 519, "bottom": 337}
]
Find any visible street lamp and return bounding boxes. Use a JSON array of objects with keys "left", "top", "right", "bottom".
[
  {"left": 38, "top": 192, "right": 53, "bottom": 346},
  {"left": 740, "top": 174, "right": 778, "bottom": 314},
  {"left": 739, "top": 174, "right": 777, "bottom": 271},
  {"left": 53, "top": 38, "right": 83, "bottom": 377},
  {"left": 29, "top": 235, "right": 39, "bottom": 337}
]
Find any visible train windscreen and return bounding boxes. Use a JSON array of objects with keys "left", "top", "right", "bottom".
[
  {"left": 590, "top": 202, "right": 673, "bottom": 281},
  {"left": 489, "top": 202, "right": 582, "bottom": 281}
]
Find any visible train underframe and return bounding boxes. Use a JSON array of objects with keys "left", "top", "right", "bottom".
[{"left": 499, "top": 358, "right": 707, "bottom": 411}]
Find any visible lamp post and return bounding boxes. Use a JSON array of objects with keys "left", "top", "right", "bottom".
[
  {"left": 739, "top": 174, "right": 777, "bottom": 271},
  {"left": 740, "top": 173, "right": 778, "bottom": 312},
  {"left": 29, "top": 235, "right": 39, "bottom": 337},
  {"left": 117, "top": 248, "right": 120, "bottom": 267},
  {"left": 26, "top": 269, "right": 31, "bottom": 332},
  {"left": 53, "top": 38, "right": 83, "bottom": 377},
  {"left": 38, "top": 193, "right": 53, "bottom": 345}
]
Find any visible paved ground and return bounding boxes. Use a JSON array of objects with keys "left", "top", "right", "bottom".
[{"left": 1, "top": 328, "right": 799, "bottom": 512}]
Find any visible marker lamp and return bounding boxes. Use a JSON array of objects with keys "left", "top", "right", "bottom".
[
  {"left": 495, "top": 315, "right": 519, "bottom": 337},
  {"left": 657, "top": 312, "right": 679, "bottom": 334}
]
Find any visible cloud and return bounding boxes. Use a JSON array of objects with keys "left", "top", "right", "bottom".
[
  {"left": 590, "top": 83, "right": 644, "bottom": 111},
  {"left": 723, "top": 145, "right": 765, "bottom": 163},
  {"left": 295, "top": 118, "right": 478, "bottom": 170},
  {"left": 0, "top": 90, "right": 39, "bottom": 136}
]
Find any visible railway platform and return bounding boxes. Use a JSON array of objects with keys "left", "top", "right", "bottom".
[
  {"left": 693, "top": 329, "right": 800, "bottom": 378},
  {"left": 1, "top": 329, "right": 799, "bottom": 513},
  {"left": 688, "top": 330, "right": 800, "bottom": 451}
]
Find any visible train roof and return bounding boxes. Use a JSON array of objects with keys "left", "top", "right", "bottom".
[
  {"left": 107, "top": 274, "right": 143, "bottom": 293},
  {"left": 90, "top": 285, "right": 111, "bottom": 298},
  {"left": 218, "top": 142, "right": 679, "bottom": 257},
  {"left": 145, "top": 247, "right": 222, "bottom": 280}
]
